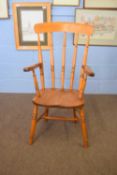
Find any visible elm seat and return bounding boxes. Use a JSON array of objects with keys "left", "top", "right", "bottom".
[
  {"left": 23, "top": 22, "right": 94, "bottom": 147},
  {"left": 33, "top": 89, "right": 84, "bottom": 108}
]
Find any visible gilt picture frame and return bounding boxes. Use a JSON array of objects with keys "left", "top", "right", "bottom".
[
  {"left": 84, "top": 0, "right": 117, "bottom": 9},
  {"left": 75, "top": 9, "right": 117, "bottom": 46},
  {"left": 0, "top": 0, "right": 8, "bottom": 18},
  {"left": 53, "top": 0, "right": 80, "bottom": 6},
  {"left": 12, "top": 2, "right": 51, "bottom": 50}
]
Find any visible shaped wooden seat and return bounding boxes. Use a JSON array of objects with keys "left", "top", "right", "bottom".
[
  {"left": 23, "top": 22, "right": 94, "bottom": 147},
  {"left": 33, "top": 89, "right": 84, "bottom": 108}
]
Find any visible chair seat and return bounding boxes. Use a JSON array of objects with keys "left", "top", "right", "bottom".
[{"left": 33, "top": 88, "right": 84, "bottom": 108}]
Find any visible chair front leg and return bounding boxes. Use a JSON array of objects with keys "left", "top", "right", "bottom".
[
  {"left": 79, "top": 106, "right": 88, "bottom": 148},
  {"left": 29, "top": 104, "right": 38, "bottom": 145}
]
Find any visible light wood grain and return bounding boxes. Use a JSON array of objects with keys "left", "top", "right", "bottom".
[
  {"left": 49, "top": 32, "right": 55, "bottom": 88},
  {"left": 79, "top": 106, "right": 88, "bottom": 148},
  {"left": 61, "top": 33, "right": 67, "bottom": 89},
  {"left": 37, "top": 34, "right": 45, "bottom": 90},
  {"left": 24, "top": 22, "right": 94, "bottom": 147},
  {"left": 33, "top": 89, "right": 84, "bottom": 108},
  {"left": 70, "top": 33, "right": 79, "bottom": 89},
  {"left": 29, "top": 104, "right": 38, "bottom": 145},
  {"left": 43, "top": 116, "right": 79, "bottom": 122},
  {"left": 35, "top": 22, "right": 93, "bottom": 35}
]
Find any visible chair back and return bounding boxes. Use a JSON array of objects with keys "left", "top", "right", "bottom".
[{"left": 34, "top": 22, "right": 93, "bottom": 90}]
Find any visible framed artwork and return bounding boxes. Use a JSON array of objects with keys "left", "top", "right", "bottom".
[
  {"left": 12, "top": 2, "right": 51, "bottom": 50},
  {"left": 84, "top": 0, "right": 117, "bottom": 9},
  {"left": 53, "top": 0, "right": 80, "bottom": 6},
  {"left": 0, "top": 0, "right": 8, "bottom": 18},
  {"left": 75, "top": 9, "right": 117, "bottom": 46}
]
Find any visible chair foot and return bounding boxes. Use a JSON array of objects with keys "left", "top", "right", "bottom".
[
  {"left": 29, "top": 119, "right": 37, "bottom": 144},
  {"left": 29, "top": 138, "right": 33, "bottom": 145},
  {"left": 79, "top": 107, "right": 89, "bottom": 148},
  {"left": 83, "top": 141, "right": 89, "bottom": 148},
  {"left": 29, "top": 104, "right": 38, "bottom": 145}
]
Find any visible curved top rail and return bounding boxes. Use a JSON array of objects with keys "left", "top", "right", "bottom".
[{"left": 34, "top": 22, "right": 93, "bottom": 35}]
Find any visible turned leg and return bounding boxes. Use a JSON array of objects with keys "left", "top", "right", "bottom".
[
  {"left": 79, "top": 107, "right": 88, "bottom": 148},
  {"left": 29, "top": 104, "right": 38, "bottom": 145}
]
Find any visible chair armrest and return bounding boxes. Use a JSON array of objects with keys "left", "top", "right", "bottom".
[
  {"left": 82, "top": 65, "right": 95, "bottom": 77},
  {"left": 23, "top": 63, "right": 43, "bottom": 72}
]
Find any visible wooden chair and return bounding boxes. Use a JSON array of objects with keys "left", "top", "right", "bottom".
[{"left": 23, "top": 22, "right": 94, "bottom": 147}]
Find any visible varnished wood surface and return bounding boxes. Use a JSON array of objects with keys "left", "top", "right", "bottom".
[
  {"left": 43, "top": 116, "right": 80, "bottom": 122},
  {"left": 49, "top": 32, "right": 55, "bottom": 88},
  {"left": 35, "top": 22, "right": 93, "bottom": 35},
  {"left": 61, "top": 32, "right": 67, "bottom": 89},
  {"left": 33, "top": 88, "right": 84, "bottom": 108},
  {"left": 23, "top": 22, "right": 94, "bottom": 147},
  {"left": 23, "top": 63, "right": 42, "bottom": 72},
  {"left": 82, "top": 65, "right": 95, "bottom": 77},
  {"left": 70, "top": 33, "right": 79, "bottom": 89}
]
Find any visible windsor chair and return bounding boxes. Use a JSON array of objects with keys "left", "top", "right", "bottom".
[{"left": 23, "top": 22, "right": 94, "bottom": 147}]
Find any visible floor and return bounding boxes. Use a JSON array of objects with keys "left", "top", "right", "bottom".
[{"left": 0, "top": 93, "right": 117, "bottom": 175}]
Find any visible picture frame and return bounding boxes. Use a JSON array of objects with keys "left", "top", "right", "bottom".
[
  {"left": 0, "top": 0, "right": 8, "bottom": 18},
  {"left": 75, "top": 9, "right": 117, "bottom": 46},
  {"left": 12, "top": 2, "right": 51, "bottom": 50},
  {"left": 84, "top": 0, "right": 117, "bottom": 9},
  {"left": 53, "top": 0, "right": 80, "bottom": 6}
]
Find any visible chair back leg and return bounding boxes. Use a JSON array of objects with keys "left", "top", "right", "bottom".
[{"left": 44, "top": 107, "right": 49, "bottom": 122}]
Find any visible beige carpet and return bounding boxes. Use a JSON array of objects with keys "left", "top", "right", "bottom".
[{"left": 0, "top": 93, "right": 117, "bottom": 175}]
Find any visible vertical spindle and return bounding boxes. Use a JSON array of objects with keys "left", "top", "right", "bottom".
[
  {"left": 70, "top": 33, "right": 79, "bottom": 89},
  {"left": 61, "top": 32, "right": 67, "bottom": 90}
]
